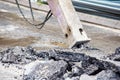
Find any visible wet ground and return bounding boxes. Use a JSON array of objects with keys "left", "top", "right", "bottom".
[{"left": 0, "top": 1, "right": 120, "bottom": 54}]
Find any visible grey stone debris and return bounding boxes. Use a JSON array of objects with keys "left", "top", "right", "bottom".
[
  {"left": 80, "top": 74, "right": 97, "bottom": 80},
  {"left": 115, "top": 47, "right": 120, "bottom": 54},
  {"left": 65, "top": 76, "right": 79, "bottom": 80},
  {"left": 23, "top": 60, "right": 67, "bottom": 80},
  {"left": 37, "top": 49, "right": 85, "bottom": 62},
  {"left": 83, "top": 64, "right": 99, "bottom": 75},
  {"left": 109, "top": 47, "right": 120, "bottom": 61},
  {"left": 0, "top": 46, "right": 120, "bottom": 80},
  {"left": 81, "top": 56, "right": 120, "bottom": 73},
  {"left": 66, "top": 66, "right": 84, "bottom": 78},
  {"left": 0, "top": 46, "right": 37, "bottom": 64},
  {"left": 97, "top": 70, "right": 120, "bottom": 80}
]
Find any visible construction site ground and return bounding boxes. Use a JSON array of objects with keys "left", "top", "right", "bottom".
[
  {"left": 0, "top": 0, "right": 120, "bottom": 54},
  {"left": 0, "top": 1, "right": 120, "bottom": 80}
]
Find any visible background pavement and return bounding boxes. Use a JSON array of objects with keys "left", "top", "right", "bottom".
[{"left": 0, "top": 1, "right": 120, "bottom": 54}]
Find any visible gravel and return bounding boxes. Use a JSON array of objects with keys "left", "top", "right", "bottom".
[{"left": 0, "top": 46, "right": 120, "bottom": 80}]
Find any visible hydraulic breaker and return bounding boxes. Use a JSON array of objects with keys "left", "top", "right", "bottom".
[{"left": 47, "top": 0, "right": 90, "bottom": 48}]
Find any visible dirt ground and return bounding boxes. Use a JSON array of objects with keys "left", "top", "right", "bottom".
[{"left": 0, "top": 1, "right": 120, "bottom": 54}]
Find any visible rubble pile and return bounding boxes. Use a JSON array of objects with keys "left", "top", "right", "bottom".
[{"left": 0, "top": 46, "right": 120, "bottom": 80}]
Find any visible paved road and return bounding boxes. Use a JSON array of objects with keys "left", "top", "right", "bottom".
[{"left": 0, "top": 1, "right": 120, "bottom": 54}]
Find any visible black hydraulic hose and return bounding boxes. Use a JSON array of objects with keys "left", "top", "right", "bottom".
[
  {"left": 15, "top": 0, "right": 53, "bottom": 29},
  {"left": 28, "top": 0, "right": 35, "bottom": 21}
]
